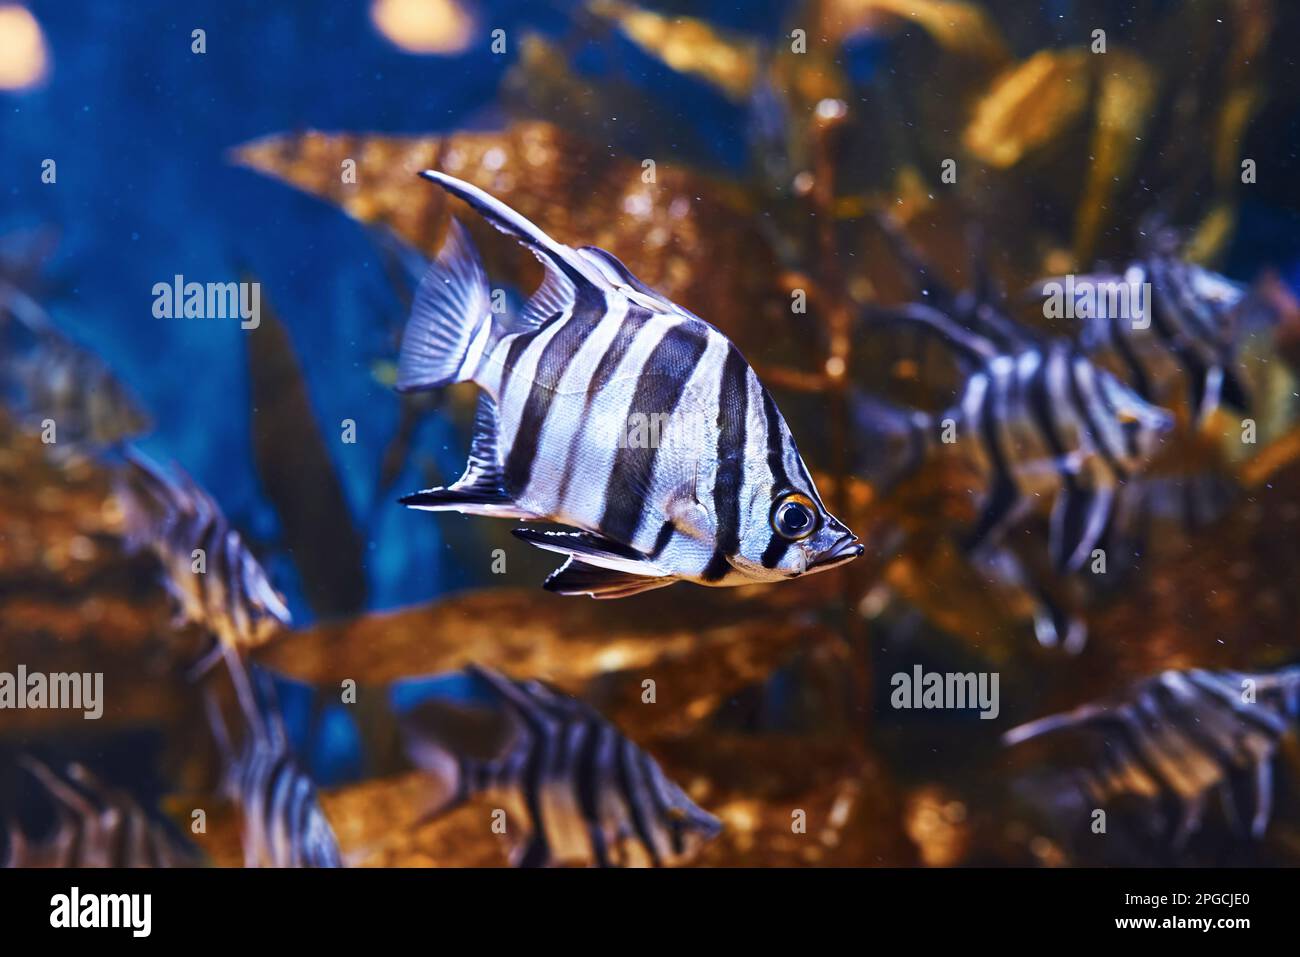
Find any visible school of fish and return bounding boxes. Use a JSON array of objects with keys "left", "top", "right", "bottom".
[{"left": 0, "top": 169, "right": 1296, "bottom": 869}]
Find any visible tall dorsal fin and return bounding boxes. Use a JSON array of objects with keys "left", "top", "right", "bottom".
[
  {"left": 576, "top": 246, "right": 689, "bottom": 314},
  {"left": 419, "top": 171, "right": 603, "bottom": 288}
]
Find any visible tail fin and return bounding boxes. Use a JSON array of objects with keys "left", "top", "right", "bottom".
[
  {"left": 395, "top": 219, "right": 499, "bottom": 392},
  {"left": 851, "top": 390, "right": 936, "bottom": 492}
]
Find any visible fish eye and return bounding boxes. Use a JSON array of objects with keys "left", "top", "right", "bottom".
[{"left": 771, "top": 493, "right": 817, "bottom": 540}]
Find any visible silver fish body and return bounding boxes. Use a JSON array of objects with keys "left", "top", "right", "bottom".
[{"left": 396, "top": 171, "right": 861, "bottom": 597}]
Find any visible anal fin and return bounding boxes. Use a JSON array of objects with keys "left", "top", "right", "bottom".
[
  {"left": 400, "top": 394, "right": 536, "bottom": 519},
  {"left": 512, "top": 527, "right": 658, "bottom": 572}
]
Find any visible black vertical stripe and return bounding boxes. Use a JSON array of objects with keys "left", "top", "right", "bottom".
[
  {"left": 1092, "top": 365, "right": 1139, "bottom": 460},
  {"left": 1148, "top": 262, "right": 1214, "bottom": 400},
  {"left": 1168, "top": 260, "right": 1218, "bottom": 343},
  {"left": 553, "top": 304, "right": 652, "bottom": 510},
  {"left": 1065, "top": 355, "right": 1127, "bottom": 480},
  {"left": 588, "top": 305, "right": 653, "bottom": 400},
  {"left": 703, "top": 347, "right": 749, "bottom": 581},
  {"left": 497, "top": 304, "right": 567, "bottom": 392},
  {"left": 1150, "top": 257, "right": 1201, "bottom": 345},
  {"left": 291, "top": 776, "right": 311, "bottom": 867},
  {"left": 1149, "top": 683, "right": 1241, "bottom": 774},
  {"left": 599, "top": 325, "right": 710, "bottom": 544},
  {"left": 967, "top": 372, "right": 1019, "bottom": 544},
  {"left": 990, "top": 358, "right": 1019, "bottom": 473},
  {"left": 503, "top": 288, "right": 608, "bottom": 494},
  {"left": 701, "top": 550, "right": 731, "bottom": 581},
  {"left": 574, "top": 719, "right": 610, "bottom": 868},
  {"left": 759, "top": 387, "right": 793, "bottom": 569},
  {"left": 1106, "top": 309, "right": 1155, "bottom": 400},
  {"left": 614, "top": 739, "right": 662, "bottom": 867},
  {"left": 262, "top": 753, "right": 293, "bottom": 860},
  {"left": 515, "top": 731, "right": 550, "bottom": 865},
  {"left": 760, "top": 533, "right": 792, "bottom": 569},
  {"left": 479, "top": 675, "right": 570, "bottom": 863},
  {"left": 1107, "top": 717, "right": 1187, "bottom": 832},
  {"left": 760, "top": 388, "right": 790, "bottom": 489},
  {"left": 637, "top": 750, "right": 683, "bottom": 856},
  {"left": 1025, "top": 350, "right": 1069, "bottom": 475},
  {"left": 650, "top": 521, "right": 675, "bottom": 559}
]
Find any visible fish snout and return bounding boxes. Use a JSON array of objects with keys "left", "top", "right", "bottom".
[{"left": 807, "top": 531, "right": 864, "bottom": 571}]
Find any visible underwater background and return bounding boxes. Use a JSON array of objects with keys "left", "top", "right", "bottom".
[{"left": 2, "top": 0, "right": 1300, "bottom": 867}]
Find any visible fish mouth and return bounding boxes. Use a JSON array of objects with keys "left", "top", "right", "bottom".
[{"left": 806, "top": 534, "right": 864, "bottom": 572}]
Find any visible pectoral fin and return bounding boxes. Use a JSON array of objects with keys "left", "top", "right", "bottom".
[
  {"left": 511, "top": 528, "right": 663, "bottom": 573},
  {"left": 512, "top": 528, "right": 675, "bottom": 597},
  {"left": 400, "top": 395, "right": 539, "bottom": 519},
  {"left": 543, "top": 557, "right": 676, "bottom": 599}
]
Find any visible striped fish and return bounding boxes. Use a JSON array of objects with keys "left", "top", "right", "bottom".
[
  {"left": 1032, "top": 226, "right": 1256, "bottom": 422},
  {"left": 2, "top": 757, "right": 196, "bottom": 868},
  {"left": 116, "top": 450, "right": 291, "bottom": 662},
  {"left": 1004, "top": 666, "right": 1300, "bottom": 846},
  {"left": 205, "top": 667, "right": 342, "bottom": 869},
  {"left": 856, "top": 305, "right": 1175, "bottom": 649},
  {"left": 873, "top": 210, "right": 1259, "bottom": 422},
  {"left": 0, "top": 281, "right": 151, "bottom": 448},
  {"left": 395, "top": 171, "right": 861, "bottom": 597},
  {"left": 857, "top": 304, "right": 1174, "bottom": 576},
  {"left": 869, "top": 215, "right": 1245, "bottom": 570},
  {"left": 398, "top": 665, "right": 722, "bottom": 867}
]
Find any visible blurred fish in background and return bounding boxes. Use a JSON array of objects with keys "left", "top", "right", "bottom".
[
  {"left": 204, "top": 666, "right": 342, "bottom": 868},
  {"left": 0, "top": 754, "right": 198, "bottom": 868},
  {"left": 397, "top": 664, "right": 722, "bottom": 867}
]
